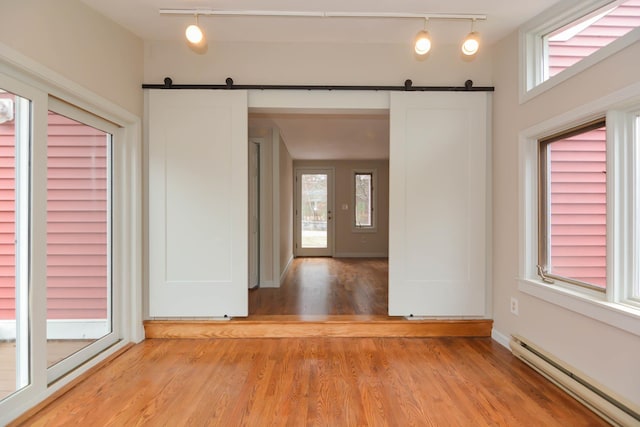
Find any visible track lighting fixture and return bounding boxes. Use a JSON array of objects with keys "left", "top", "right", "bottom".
[
  {"left": 185, "top": 14, "right": 205, "bottom": 45},
  {"left": 461, "top": 19, "right": 480, "bottom": 56},
  {"left": 161, "top": 9, "right": 486, "bottom": 58},
  {"left": 414, "top": 19, "right": 432, "bottom": 56}
]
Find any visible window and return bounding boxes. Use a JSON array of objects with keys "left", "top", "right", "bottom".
[
  {"left": 45, "top": 102, "right": 115, "bottom": 382},
  {"left": 0, "top": 53, "right": 139, "bottom": 422},
  {"left": 538, "top": 120, "right": 607, "bottom": 291},
  {"left": 0, "top": 87, "right": 31, "bottom": 401},
  {"left": 521, "top": 0, "right": 640, "bottom": 99},
  {"left": 354, "top": 170, "right": 376, "bottom": 231},
  {"left": 633, "top": 113, "right": 640, "bottom": 302},
  {"left": 519, "top": 88, "right": 640, "bottom": 337}
]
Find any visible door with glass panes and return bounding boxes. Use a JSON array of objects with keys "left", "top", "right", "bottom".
[{"left": 295, "top": 168, "right": 334, "bottom": 257}]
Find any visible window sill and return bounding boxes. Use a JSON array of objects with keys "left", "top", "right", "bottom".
[{"left": 518, "top": 278, "right": 640, "bottom": 337}]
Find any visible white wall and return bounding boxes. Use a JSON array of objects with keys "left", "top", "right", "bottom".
[
  {"left": 0, "top": 0, "right": 144, "bottom": 116},
  {"left": 144, "top": 40, "right": 493, "bottom": 87},
  {"left": 492, "top": 29, "right": 640, "bottom": 405}
]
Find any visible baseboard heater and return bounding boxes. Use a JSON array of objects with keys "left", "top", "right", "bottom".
[{"left": 510, "top": 335, "right": 640, "bottom": 426}]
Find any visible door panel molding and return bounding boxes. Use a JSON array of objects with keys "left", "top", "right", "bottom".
[
  {"left": 389, "top": 92, "right": 489, "bottom": 317},
  {"left": 149, "top": 90, "right": 248, "bottom": 317}
]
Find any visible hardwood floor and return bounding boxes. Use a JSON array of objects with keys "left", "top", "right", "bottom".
[
  {"left": 13, "top": 337, "right": 607, "bottom": 426},
  {"left": 250, "top": 257, "right": 388, "bottom": 315},
  {"left": 9, "top": 258, "right": 607, "bottom": 425}
]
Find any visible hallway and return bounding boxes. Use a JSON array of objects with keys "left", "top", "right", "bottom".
[{"left": 249, "top": 258, "right": 388, "bottom": 316}]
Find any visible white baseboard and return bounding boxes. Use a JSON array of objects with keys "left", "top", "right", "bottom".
[
  {"left": 333, "top": 252, "right": 388, "bottom": 258},
  {"left": 491, "top": 328, "right": 510, "bottom": 349},
  {"left": 280, "top": 254, "right": 294, "bottom": 285},
  {"left": 259, "top": 280, "right": 279, "bottom": 288},
  {"left": 0, "top": 319, "right": 109, "bottom": 340}
]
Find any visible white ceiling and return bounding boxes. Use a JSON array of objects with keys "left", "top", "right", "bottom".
[
  {"left": 81, "top": 0, "right": 560, "bottom": 45},
  {"left": 80, "top": 0, "right": 561, "bottom": 160}
]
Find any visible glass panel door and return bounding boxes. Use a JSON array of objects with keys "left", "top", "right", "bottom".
[
  {"left": 46, "top": 100, "right": 117, "bottom": 382},
  {"left": 295, "top": 168, "right": 333, "bottom": 257},
  {"left": 0, "top": 89, "right": 30, "bottom": 401}
]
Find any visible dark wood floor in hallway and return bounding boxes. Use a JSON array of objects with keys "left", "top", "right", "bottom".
[
  {"left": 12, "top": 337, "right": 607, "bottom": 426},
  {"left": 250, "top": 257, "right": 388, "bottom": 315}
]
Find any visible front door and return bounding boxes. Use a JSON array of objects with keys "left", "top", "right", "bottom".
[{"left": 295, "top": 168, "right": 334, "bottom": 257}]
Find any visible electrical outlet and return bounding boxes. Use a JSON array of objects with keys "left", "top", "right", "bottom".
[{"left": 510, "top": 297, "right": 519, "bottom": 316}]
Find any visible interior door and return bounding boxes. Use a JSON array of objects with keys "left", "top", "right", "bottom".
[
  {"left": 295, "top": 168, "right": 334, "bottom": 257},
  {"left": 148, "top": 90, "right": 248, "bottom": 317},
  {"left": 388, "top": 92, "right": 488, "bottom": 317}
]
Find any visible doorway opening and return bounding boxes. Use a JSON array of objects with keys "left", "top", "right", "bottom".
[{"left": 248, "top": 109, "right": 390, "bottom": 317}]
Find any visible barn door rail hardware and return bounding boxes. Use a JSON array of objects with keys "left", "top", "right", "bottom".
[{"left": 142, "top": 77, "right": 495, "bottom": 92}]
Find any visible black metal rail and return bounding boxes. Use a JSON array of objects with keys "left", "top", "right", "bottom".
[{"left": 142, "top": 77, "right": 495, "bottom": 92}]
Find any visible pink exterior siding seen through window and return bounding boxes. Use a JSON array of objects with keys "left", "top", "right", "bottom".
[
  {"left": 547, "top": 127, "right": 607, "bottom": 288},
  {"left": 47, "top": 112, "right": 109, "bottom": 320}
]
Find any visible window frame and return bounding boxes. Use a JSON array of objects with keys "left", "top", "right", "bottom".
[
  {"left": 518, "top": 82, "right": 640, "bottom": 338},
  {"left": 352, "top": 169, "right": 377, "bottom": 233},
  {"left": 45, "top": 98, "right": 119, "bottom": 383},
  {"left": 519, "top": 0, "right": 640, "bottom": 103},
  {"left": 0, "top": 46, "right": 141, "bottom": 424},
  {"left": 537, "top": 118, "right": 608, "bottom": 292}
]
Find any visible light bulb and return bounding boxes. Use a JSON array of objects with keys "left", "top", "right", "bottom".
[
  {"left": 186, "top": 24, "right": 204, "bottom": 44},
  {"left": 461, "top": 32, "right": 480, "bottom": 56},
  {"left": 414, "top": 30, "right": 432, "bottom": 55}
]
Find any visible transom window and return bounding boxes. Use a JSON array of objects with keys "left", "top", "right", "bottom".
[
  {"left": 544, "top": 0, "right": 640, "bottom": 80},
  {"left": 521, "top": 0, "right": 640, "bottom": 99}
]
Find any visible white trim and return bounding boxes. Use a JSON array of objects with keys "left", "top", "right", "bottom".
[
  {"left": 0, "top": 42, "right": 142, "bottom": 425},
  {"left": 280, "top": 254, "right": 294, "bottom": 285},
  {"left": 333, "top": 252, "right": 388, "bottom": 258},
  {"left": 258, "top": 280, "right": 279, "bottom": 288},
  {"left": 248, "top": 90, "right": 389, "bottom": 111},
  {"left": 491, "top": 328, "right": 510, "bottom": 349},
  {"left": 519, "top": 0, "right": 640, "bottom": 104},
  {"left": 519, "top": 279, "right": 640, "bottom": 336}
]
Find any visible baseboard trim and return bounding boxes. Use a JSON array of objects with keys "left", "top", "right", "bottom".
[
  {"left": 333, "top": 252, "right": 388, "bottom": 258},
  {"left": 144, "top": 316, "right": 493, "bottom": 339},
  {"left": 279, "top": 254, "right": 294, "bottom": 285},
  {"left": 258, "top": 280, "right": 279, "bottom": 288},
  {"left": 491, "top": 328, "right": 510, "bottom": 349}
]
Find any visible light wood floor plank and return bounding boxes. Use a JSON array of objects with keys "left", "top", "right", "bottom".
[{"left": 12, "top": 337, "right": 608, "bottom": 426}]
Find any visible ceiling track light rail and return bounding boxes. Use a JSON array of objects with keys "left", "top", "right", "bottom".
[
  {"left": 142, "top": 77, "right": 495, "bottom": 92},
  {"left": 161, "top": 9, "right": 487, "bottom": 56},
  {"left": 159, "top": 10, "right": 487, "bottom": 21}
]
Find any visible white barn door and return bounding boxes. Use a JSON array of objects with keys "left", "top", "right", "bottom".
[
  {"left": 148, "top": 90, "right": 248, "bottom": 317},
  {"left": 389, "top": 92, "right": 488, "bottom": 317}
]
